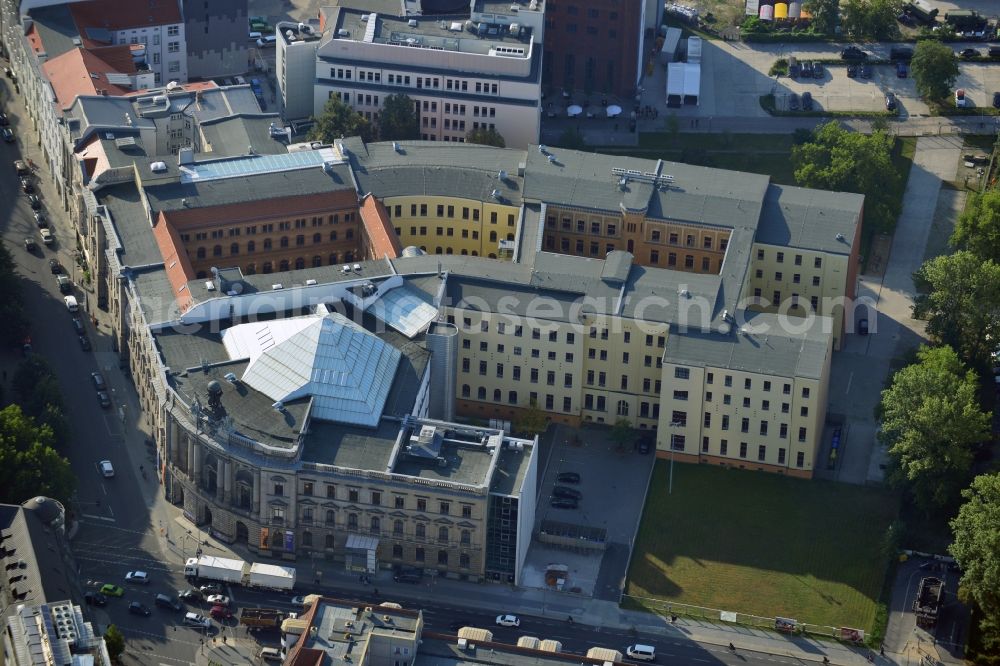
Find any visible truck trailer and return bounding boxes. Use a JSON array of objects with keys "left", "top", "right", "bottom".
[
  {"left": 239, "top": 608, "right": 286, "bottom": 629},
  {"left": 184, "top": 556, "right": 296, "bottom": 590},
  {"left": 913, "top": 576, "right": 943, "bottom": 629}
]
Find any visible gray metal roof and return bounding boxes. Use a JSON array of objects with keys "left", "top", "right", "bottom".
[
  {"left": 199, "top": 115, "right": 289, "bottom": 156},
  {"left": 349, "top": 140, "right": 523, "bottom": 203},
  {"left": 392, "top": 440, "right": 496, "bottom": 486},
  {"left": 0, "top": 500, "right": 74, "bottom": 609},
  {"left": 757, "top": 184, "right": 864, "bottom": 254},
  {"left": 664, "top": 311, "right": 831, "bottom": 380},
  {"left": 133, "top": 267, "right": 183, "bottom": 324},
  {"left": 99, "top": 183, "right": 162, "bottom": 268},
  {"left": 187, "top": 87, "right": 267, "bottom": 123},
  {"left": 600, "top": 250, "right": 633, "bottom": 283},
  {"left": 28, "top": 5, "right": 81, "bottom": 60},
  {"left": 143, "top": 162, "right": 355, "bottom": 213},
  {"left": 67, "top": 96, "right": 155, "bottom": 147},
  {"left": 302, "top": 419, "right": 401, "bottom": 471}
]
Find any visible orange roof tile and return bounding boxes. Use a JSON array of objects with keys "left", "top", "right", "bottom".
[
  {"left": 358, "top": 193, "right": 402, "bottom": 260},
  {"left": 70, "top": 0, "right": 182, "bottom": 34},
  {"left": 26, "top": 25, "right": 44, "bottom": 55},
  {"left": 42, "top": 47, "right": 135, "bottom": 109},
  {"left": 151, "top": 214, "right": 195, "bottom": 313}
]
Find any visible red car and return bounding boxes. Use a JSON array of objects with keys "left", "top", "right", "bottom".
[{"left": 210, "top": 604, "right": 232, "bottom": 620}]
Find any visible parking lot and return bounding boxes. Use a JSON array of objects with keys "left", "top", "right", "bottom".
[
  {"left": 666, "top": 39, "right": 1000, "bottom": 118},
  {"left": 520, "top": 424, "right": 656, "bottom": 601}
]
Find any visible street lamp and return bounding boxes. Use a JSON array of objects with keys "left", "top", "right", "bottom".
[{"left": 668, "top": 421, "right": 682, "bottom": 495}]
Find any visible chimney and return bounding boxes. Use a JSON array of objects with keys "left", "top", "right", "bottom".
[{"left": 178, "top": 146, "right": 194, "bottom": 165}]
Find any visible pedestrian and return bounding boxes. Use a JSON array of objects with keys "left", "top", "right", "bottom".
[{"left": 880, "top": 645, "right": 885, "bottom": 656}]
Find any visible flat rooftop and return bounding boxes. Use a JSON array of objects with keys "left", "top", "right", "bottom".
[
  {"left": 293, "top": 599, "right": 420, "bottom": 664},
  {"left": 392, "top": 439, "right": 496, "bottom": 486},
  {"left": 302, "top": 419, "right": 401, "bottom": 471},
  {"left": 416, "top": 637, "right": 612, "bottom": 665},
  {"left": 332, "top": 9, "right": 533, "bottom": 57},
  {"left": 490, "top": 442, "right": 533, "bottom": 496}
]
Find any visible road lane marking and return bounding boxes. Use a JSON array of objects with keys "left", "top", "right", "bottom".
[{"left": 80, "top": 514, "right": 116, "bottom": 523}]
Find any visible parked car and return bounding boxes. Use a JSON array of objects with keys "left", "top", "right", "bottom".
[
  {"left": 57, "top": 275, "right": 71, "bottom": 293},
  {"left": 72, "top": 318, "right": 84, "bottom": 335},
  {"left": 812, "top": 62, "right": 824, "bottom": 79},
  {"left": 84, "top": 592, "right": 107, "bottom": 606},
  {"left": 840, "top": 46, "right": 867, "bottom": 60},
  {"left": 97, "top": 391, "right": 111, "bottom": 408},
  {"left": 24, "top": 238, "right": 37, "bottom": 252},
  {"left": 955, "top": 89, "right": 973, "bottom": 108},
  {"left": 552, "top": 486, "right": 582, "bottom": 500},
  {"left": 550, "top": 497, "right": 578, "bottom": 509},
  {"left": 556, "top": 471, "right": 580, "bottom": 484},
  {"left": 39, "top": 228, "right": 53, "bottom": 244},
  {"left": 958, "top": 48, "right": 980, "bottom": 60},
  {"left": 993, "top": 92, "right": 1000, "bottom": 109},
  {"left": 100, "top": 584, "right": 124, "bottom": 597},
  {"left": 637, "top": 435, "right": 653, "bottom": 454},
  {"left": 885, "top": 92, "right": 898, "bottom": 111},
  {"left": 99, "top": 460, "right": 115, "bottom": 477},
  {"left": 183, "top": 612, "right": 211, "bottom": 629},
  {"left": 788, "top": 92, "right": 800, "bottom": 111},
  {"left": 34, "top": 211, "right": 46, "bottom": 227},
  {"left": 78, "top": 336, "right": 91, "bottom": 351},
  {"left": 393, "top": 566, "right": 423, "bottom": 584},
  {"left": 128, "top": 602, "right": 151, "bottom": 616},
  {"left": 48, "top": 259, "right": 62, "bottom": 273},
  {"left": 91, "top": 372, "right": 107, "bottom": 390},
  {"left": 28, "top": 194, "right": 41, "bottom": 209},
  {"left": 126, "top": 571, "right": 150, "bottom": 585},
  {"left": 860, "top": 63, "right": 872, "bottom": 79},
  {"left": 19, "top": 177, "right": 32, "bottom": 192},
  {"left": 896, "top": 62, "right": 909, "bottom": 78},
  {"left": 788, "top": 56, "right": 800, "bottom": 77},
  {"left": 800, "top": 60, "right": 814, "bottom": 78},
  {"left": 495, "top": 614, "right": 520, "bottom": 628},
  {"left": 846, "top": 64, "right": 858, "bottom": 78},
  {"left": 1, "top": 127, "right": 13, "bottom": 143},
  {"left": 0, "top": 112, "right": 8, "bottom": 125}
]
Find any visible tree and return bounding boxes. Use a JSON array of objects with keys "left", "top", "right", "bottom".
[
  {"left": 911, "top": 39, "right": 960, "bottom": 102},
  {"left": 377, "top": 93, "right": 418, "bottom": 142},
  {"left": 912, "top": 251, "right": 1000, "bottom": 369},
  {"left": 877, "top": 345, "right": 987, "bottom": 512},
  {"left": 308, "top": 95, "right": 372, "bottom": 144},
  {"left": 0, "top": 241, "right": 28, "bottom": 346},
  {"left": 12, "top": 356, "right": 69, "bottom": 447},
  {"left": 516, "top": 399, "right": 549, "bottom": 437},
  {"left": 803, "top": 0, "right": 840, "bottom": 34},
  {"left": 465, "top": 127, "right": 506, "bottom": 148},
  {"left": 792, "top": 121, "right": 901, "bottom": 235},
  {"left": 104, "top": 624, "right": 125, "bottom": 662},
  {"left": 949, "top": 473, "right": 1000, "bottom": 652},
  {"left": 842, "top": 0, "right": 903, "bottom": 40},
  {"left": 610, "top": 418, "right": 633, "bottom": 452},
  {"left": 951, "top": 189, "right": 1000, "bottom": 261},
  {"left": 0, "top": 405, "right": 76, "bottom": 505}
]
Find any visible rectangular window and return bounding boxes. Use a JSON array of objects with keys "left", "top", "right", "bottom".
[
  {"left": 673, "top": 390, "right": 688, "bottom": 401},
  {"left": 741, "top": 417, "right": 750, "bottom": 433},
  {"left": 796, "top": 451, "right": 805, "bottom": 467},
  {"left": 720, "top": 439, "right": 728, "bottom": 455},
  {"left": 798, "top": 427, "right": 807, "bottom": 442},
  {"left": 758, "top": 445, "right": 766, "bottom": 461},
  {"left": 674, "top": 367, "right": 690, "bottom": 380}
]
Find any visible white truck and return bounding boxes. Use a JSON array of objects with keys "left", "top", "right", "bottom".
[
  {"left": 184, "top": 556, "right": 246, "bottom": 584},
  {"left": 247, "top": 562, "right": 296, "bottom": 591},
  {"left": 184, "top": 556, "right": 296, "bottom": 591}
]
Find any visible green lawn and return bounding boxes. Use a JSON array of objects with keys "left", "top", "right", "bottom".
[{"left": 626, "top": 464, "right": 899, "bottom": 632}]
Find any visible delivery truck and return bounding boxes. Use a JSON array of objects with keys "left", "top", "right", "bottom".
[{"left": 184, "top": 556, "right": 297, "bottom": 591}]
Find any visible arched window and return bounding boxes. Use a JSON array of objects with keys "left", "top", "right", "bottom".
[
  {"left": 196, "top": 247, "right": 206, "bottom": 259},
  {"left": 461, "top": 384, "right": 471, "bottom": 397},
  {"left": 460, "top": 553, "right": 470, "bottom": 568},
  {"left": 393, "top": 520, "right": 403, "bottom": 536},
  {"left": 506, "top": 232, "right": 514, "bottom": 241},
  {"left": 230, "top": 243, "right": 239, "bottom": 255},
  {"left": 296, "top": 235, "right": 305, "bottom": 246},
  {"left": 329, "top": 231, "right": 338, "bottom": 241},
  {"left": 461, "top": 249, "right": 468, "bottom": 255},
  {"left": 617, "top": 400, "right": 629, "bottom": 416},
  {"left": 461, "top": 530, "right": 470, "bottom": 545},
  {"left": 325, "top": 533, "right": 335, "bottom": 549},
  {"left": 435, "top": 247, "right": 442, "bottom": 254},
  {"left": 370, "top": 517, "right": 380, "bottom": 533},
  {"left": 508, "top": 391, "right": 517, "bottom": 404},
  {"left": 493, "top": 388, "right": 501, "bottom": 402},
  {"left": 438, "top": 550, "right": 448, "bottom": 565},
  {"left": 302, "top": 531, "right": 312, "bottom": 547},
  {"left": 329, "top": 253, "right": 338, "bottom": 265},
  {"left": 446, "top": 247, "right": 453, "bottom": 254},
  {"left": 415, "top": 523, "right": 426, "bottom": 539},
  {"left": 348, "top": 513, "right": 358, "bottom": 529},
  {"left": 438, "top": 526, "right": 448, "bottom": 542},
  {"left": 213, "top": 245, "right": 222, "bottom": 257},
  {"left": 326, "top": 509, "right": 335, "bottom": 525},
  {"left": 263, "top": 238, "right": 272, "bottom": 250},
  {"left": 312, "top": 256, "right": 322, "bottom": 267},
  {"left": 471, "top": 251, "right": 479, "bottom": 257},
  {"left": 280, "top": 236, "right": 289, "bottom": 248},
  {"left": 477, "top": 387, "right": 486, "bottom": 400},
  {"left": 279, "top": 259, "right": 289, "bottom": 271},
  {"left": 488, "top": 253, "right": 497, "bottom": 259},
  {"left": 247, "top": 240, "right": 256, "bottom": 253},
  {"left": 313, "top": 233, "right": 321, "bottom": 244},
  {"left": 295, "top": 257, "right": 305, "bottom": 270},
  {"left": 392, "top": 544, "right": 403, "bottom": 558}
]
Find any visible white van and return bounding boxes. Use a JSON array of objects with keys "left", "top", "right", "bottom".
[
  {"left": 64, "top": 295, "right": 79, "bottom": 312},
  {"left": 258, "top": 647, "right": 282, "bottom": 662},
  {"left": 256, "top": 35, "right": 276, "bottom": 48},
  {"left": 248, "top": 31, "right": 262, "bottom": 41},
  {"left": 626, "top": 644, "right": 656, "bottom": 661}
]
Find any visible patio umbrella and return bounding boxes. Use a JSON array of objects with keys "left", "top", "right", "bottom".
[
  {"left": 606, "top": 105, "right": 623, "bottom": 118},
  {"left": 567, "top": 105, "right": 583, "bottom": 117}
]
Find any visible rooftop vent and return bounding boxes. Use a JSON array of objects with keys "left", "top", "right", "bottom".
[
  {"left": 342, "top": 264, "right": 351, "bottom": 273},
  {"left": 271, "top": 283, "right": 283, "bottom": 290},
  {"left": 204, "top": 281, "right": 216, "bottom": 291},
  {"left": 836, "top": 233, "right": 845, "bottom": 241},
  {"left": 150, "top": 161, "right": 167, "bottom": 173},
  {"left": 305, "top": 279, "right": 317, "bottom": 286},
  {"left": 224, "top": 372, "right": 238, "bottom": 383},
  {"left": 352, "top": 263, "right": 362, "bottom": 272},
  {"left": 408, "top": 18, "right": 418, "bottom": 27}
]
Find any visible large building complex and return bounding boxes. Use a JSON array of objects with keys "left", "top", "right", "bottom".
[
  {"left": 66, "top": 99, "right": 860, "bottom": 571},
  {"left": 277, "top": 0, "right": 544, "bottom": 148}
]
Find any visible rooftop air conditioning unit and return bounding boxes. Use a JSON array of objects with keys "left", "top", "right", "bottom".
[
  {"left": 271, "top": 283, "right": 283, "bottom": 290},
  {"left": 342, "top": 265, "right": 351, "bottom": 273},
  {"left": 352, "top": 263, "right": 362, "bottom": 271},
  {"left": 305, "top": 279, "right": 317, "bottom": 285}
]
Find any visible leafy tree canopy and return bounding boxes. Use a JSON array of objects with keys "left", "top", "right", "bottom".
[
  {"left": 949, "top": 473, "right": 1000, "bottom": 652},
  {"left": 951, "top": 189, "right": 1000, "bottom": 262},
  {"left": 104, "top": 625, "right": 125, "bottom": 662},
  {"left": 842, "top": 0, "right": 904, "bottom": 40},
  {"left": 912, "top": 251, "right": 1000, "bottom": 369},
  {"left": 517, "top": 399, "right": 549, "bottom": 437},
  {"left": 792, "top": 121, "right": 901, "bottom": 234},
  {"left": 0, "top": 405, "right": 76, "bottom": 505},
  {"left": 803, "top": 0, "right": 840, "bottom": 34},
  {"left": 378, "top": 94, "right": 419, "bottom": 142},
  {"left": 911, "top": 39, "right": 960, "bottom": 101},
  {"left": 877, "top": 345, "right": 987, "bottom": 512},
  {"left": 466, "top": 127, "right": 506, "bottom": 148},
  {"left": 0, "top": 241, "right": 27, "bottom": 345},
  {"left": 308, "top": 95, "right": 373, "bottom": 144}
]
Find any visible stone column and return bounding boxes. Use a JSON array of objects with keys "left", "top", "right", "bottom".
[
  {"left": 192, "top": 442, "right": 202, "bottom": 486},
  {"left": 216, "top": 461, "right": 225, "bottom": 500},
  {"left": 223, "top": 460, "right": 232, "bottom": 504},
  {"left": 252, "top": 469, "right": 261, "bottom": 514}
]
